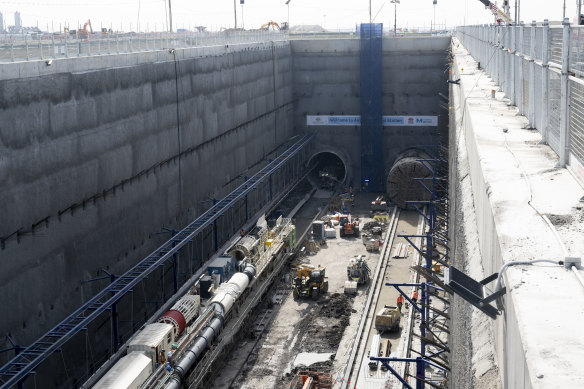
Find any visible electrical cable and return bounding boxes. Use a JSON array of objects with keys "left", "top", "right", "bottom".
[
  {"left": 494, "top": 259, "right": 561, "bottom": 292},
  {"left": 502, "top": 133, "right": 569, "bottom": 256}
]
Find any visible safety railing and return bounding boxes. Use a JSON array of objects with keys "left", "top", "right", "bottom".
[
  {"left": 457, "top": 19, "right": 584, "bottom": 177},
  {"left": 0, "top": 27, "right": 454, "bottom": 63},
  {"left": 0, "top": 30, "right": 288, "bottom": 63}
]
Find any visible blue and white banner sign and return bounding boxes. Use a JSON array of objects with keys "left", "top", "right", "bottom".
[{"left": 306, "top": 115, "right": 438, "bottom": 127}]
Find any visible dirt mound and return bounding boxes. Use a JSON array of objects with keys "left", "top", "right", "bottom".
[{"left": 300, "top": 293, "right": 353, "bottom": 352}]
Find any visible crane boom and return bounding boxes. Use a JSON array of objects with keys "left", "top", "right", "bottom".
[{"left": 478, "top": 0, "right": 510, "bottom": 24}]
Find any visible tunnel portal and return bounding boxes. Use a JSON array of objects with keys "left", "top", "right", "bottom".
[
  {"left": 308, "top": 151, "right": 348, "bottom": 189},
  {"left": 386, "top": 150, "right": 433, "bottom": 209}
]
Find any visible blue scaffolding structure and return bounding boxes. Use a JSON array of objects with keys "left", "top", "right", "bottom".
[
  {"left": 360, "top": 23, "right": 384, "bottom": 192},
  {"left": 376, "top": 144, "right": 451, "bottom": 388},
  {"left": 0, "top": 133, "right": 314, "bottom": 389}
]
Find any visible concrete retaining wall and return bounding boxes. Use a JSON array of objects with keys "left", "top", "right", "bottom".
[
  {"left": 0, "top": 41, "right": 293, "bottom": 348},
  {"left": 292, "top": 37, "right": 449, "bottom": 187}
]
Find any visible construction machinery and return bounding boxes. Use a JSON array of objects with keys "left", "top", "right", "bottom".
[
  {"left": 339, "top": 214, "right": 359, "bottom": 237},
  {"left": 370, "top": 195, "right": 387, "bottom": 211},
  {"left": 346, "top": 255, "right": 370, "bottom": 285},
  {"left": 292, "top": 265, "right": 328, "bottom": 300},
  {"left": 374, "top": 305, "right": 401, "bottom": 333},
  {"left": 289, "top": 370, "right": 332, "bottom": 389},
  {"left": 79, "top": 19, "right": 93, "bottom": 39},
  {"left": 261, "top": 21, "right": 282, "bottom": 31},
  {"left": 477, "top": 0, "right": 510, "bottom": 24}
]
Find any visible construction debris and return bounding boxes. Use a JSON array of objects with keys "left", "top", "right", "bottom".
[
  {"left": 370, "top": 195, "right": 387, "bottom": 211},
  {"left": 289, "top": 370, "right": 333, "bottom": 389},
  {"left": 362, "top": 221, "right": 383, "bottom": 232}
]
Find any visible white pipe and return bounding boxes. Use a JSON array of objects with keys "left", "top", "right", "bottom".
[
  {"left": 571, "top": 265, "right": 584, "bottom": 290},
  {"left": 164, "top": 264, "right": 256, "bottom": 388},
  {"left": 495, "top": 259, "right": 561, "bottom": 292}
]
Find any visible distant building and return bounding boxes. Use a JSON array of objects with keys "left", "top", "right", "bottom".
[
  {"left": 0, "top": 12, "right": 4, "bottom": 32},
  {"left": 14, "top": 11, "right": 21, "bottom": 29}
]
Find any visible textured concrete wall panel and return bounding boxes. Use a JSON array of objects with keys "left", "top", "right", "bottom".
[{"left": 0, "top": 42, "right": 293, "bottom": 348}]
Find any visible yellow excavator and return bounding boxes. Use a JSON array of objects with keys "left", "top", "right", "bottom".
[{"left": 292, "top": 265, "right": 328, "bottom": 300}]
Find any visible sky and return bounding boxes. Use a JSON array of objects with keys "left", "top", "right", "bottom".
[{"left": 0, "top": 0, "right": 580, "bottom": 32}]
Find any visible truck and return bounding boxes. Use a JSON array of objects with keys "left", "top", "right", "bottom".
[{"left": 374, "top": 305, "right": 401, "bottom": 333}]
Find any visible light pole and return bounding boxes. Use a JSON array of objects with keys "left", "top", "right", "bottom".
[
  {"left": 286, "top": 0, "right": 292, "bottom": 31},
  {"left": 391, "top": 0, "right": 400, "bottom": 36},
  {"left": 168, "top": 0, "right": 173, "bottom": 32},
  {"left": 234, "top": 0, "right": 238, "bottom": 29},
  {"left": 433, "top": 0, "right": 437, "bottom": 31}
]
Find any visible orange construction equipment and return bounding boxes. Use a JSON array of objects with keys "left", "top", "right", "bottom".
[
  {"left": 289, "top": 370, "right": 333, "bottom": 389},
  {"left": 339, "top": 214, "right": 359, "bottom": 237},
  {"left": 260, "top": 21, "right": 281, "bottom": 30},
  {"left": 79, "top": 19, "right": 93, "bottom": 39}
]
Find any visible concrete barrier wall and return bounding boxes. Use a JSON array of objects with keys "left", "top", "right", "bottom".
[
  {"left": 451, "top": 37, "right": 584, "bottom": 388},
  {"left": 291, "top": 37, "right": 449, "bottom": 186},
  {"left": 0, "top": 41, "right": 293, "bottom": 347},
  {"left": 450, "top": 43, "right": 516, "bottom": 389}
]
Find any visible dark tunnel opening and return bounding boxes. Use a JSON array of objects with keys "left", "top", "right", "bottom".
[
  {"left": 386, "top": 150, "right": 433, "bottom": 209},
  {"left": 307, "top": 152, "right": 347, "bottom": 189}
]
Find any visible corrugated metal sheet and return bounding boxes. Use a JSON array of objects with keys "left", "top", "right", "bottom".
[
  {"left": 547, "top": 70, "right": 562, "bottom": 155},
  {"left": 570, "top": 26, "right": 584, "bottom": 74},
  {"left": 569, "top": 79, "right": 584, "bottom": 163},
  {"left": 535, "top": 26, "right": 543, "bottom": 61},
  {"left": 550, "top": 27, "right": 563, "bottom": 66},
  {"left": 523, "top": 59, "right": 530, "bottom": 115},
  {"left": 523, "top": 26, "right": 531, "bottom": 56},
  {"left": 515, "top": 55, "right": 521, "bottom": 106},
  {"left": 534, "top": 65, "right": 543, "bottom": 130}
]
